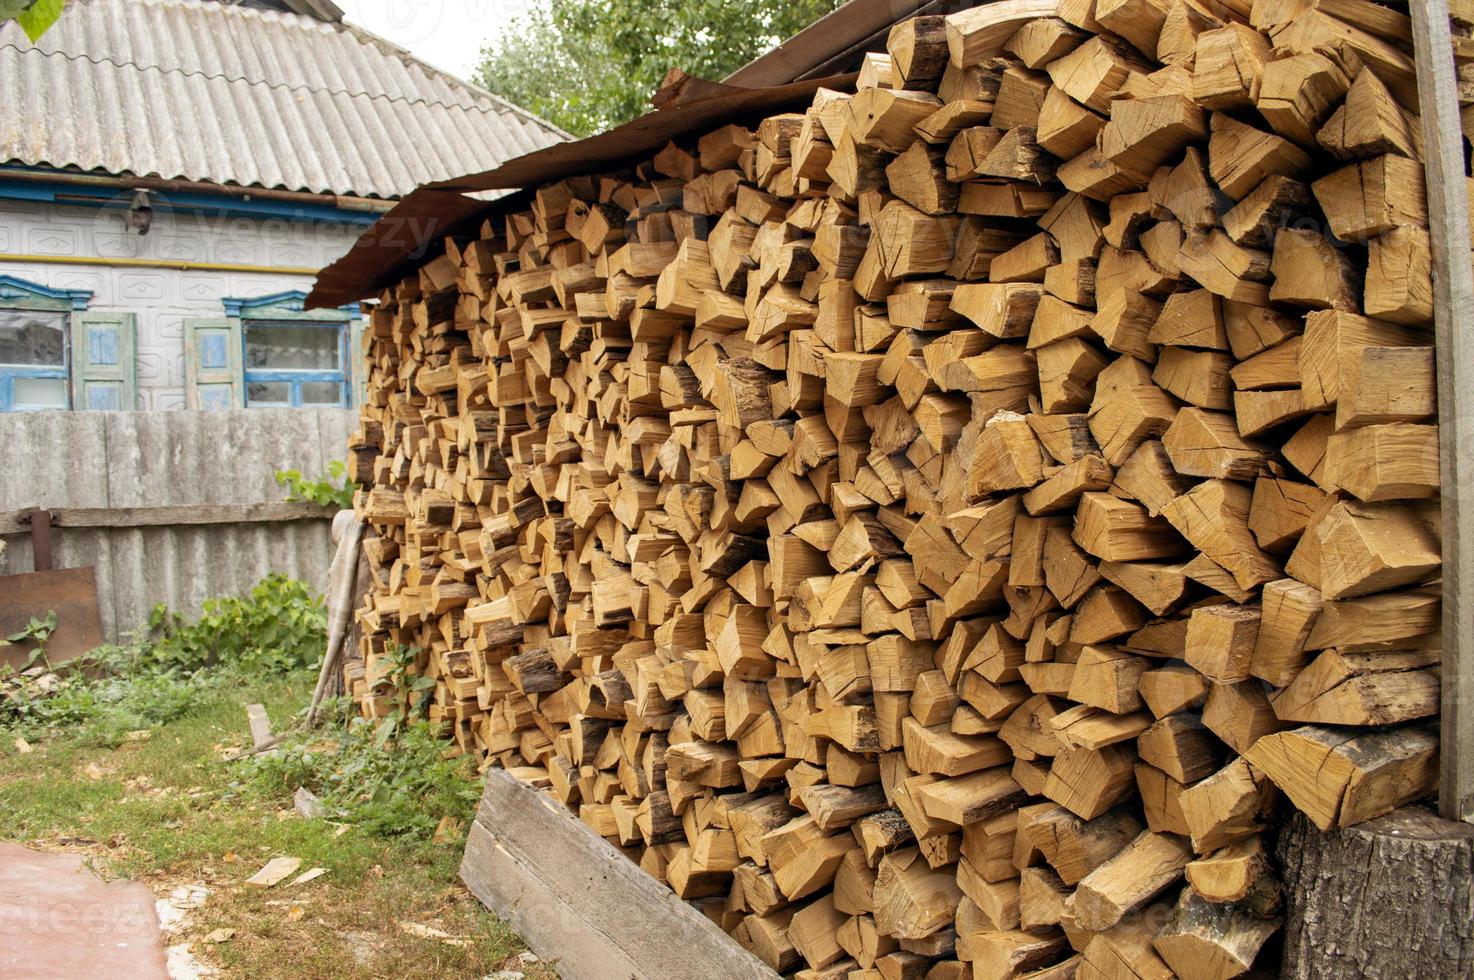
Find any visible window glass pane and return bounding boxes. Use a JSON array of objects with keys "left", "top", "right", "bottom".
[
  {"left": 300, "top": 381, "right": 343, "bottom": 405},
  {"left": 13, "top": 376, "right": 68, "bottom": 409},
  {"left": 0, "top": 310, "right": 67, "bottom": 367},
  {"left": 247, "top": 381, "right": 291, "bottom": 406},
  {"left": 245, "top": 322, "right": 340, "bottom": 371}
]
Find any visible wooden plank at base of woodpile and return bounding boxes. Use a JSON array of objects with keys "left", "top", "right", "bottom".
[
  {"left": 336, "top": 0, "right": 1459, "bottom": 976},
  {"left": 460, "top": 767, "right": 780, "bottom": 980}
]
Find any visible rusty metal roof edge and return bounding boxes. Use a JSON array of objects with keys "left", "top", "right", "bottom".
[
  {"left": 722, "top": 0, "right": 934, "bottom": 87},
  {"left": 307, "top": 72, "right": 857, "bottom": 310}
]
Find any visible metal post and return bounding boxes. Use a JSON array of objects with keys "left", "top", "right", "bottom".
[{"left": 28, "top": 509, "right": 53, "bottom": 573}]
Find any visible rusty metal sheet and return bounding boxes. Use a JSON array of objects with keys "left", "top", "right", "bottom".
[
  {"left": 307, "top": 187, "right": 506, "bottom": 310},
  {"left": 723, "top": 0, "right": 937, "bottom": 86},
  {"left": 306, "top": 73, "right": 857, "bottom": 310},
  {"left": 0, "top": 566, "right": 104, "bottom": 669}
]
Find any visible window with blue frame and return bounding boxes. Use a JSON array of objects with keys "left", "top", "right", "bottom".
[
  {"left": 0, "top": 276, "right": 122, "bottom": 413},
  {"left": 243, "top": 319, "right": 348, "bottom": 408},
  {"left": 212, "top": 292, "right": 358, "bottom": 410},
  {"left": 0, "top": 306, "right": 70, "bottom": 410}
]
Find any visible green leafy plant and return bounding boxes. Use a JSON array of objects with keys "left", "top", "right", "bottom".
[
  {"left": 1, "top": 576, "right": 326, "bottom": 740},
  {"left": 247, "top": 711, "right": 479, "bottom": 841},
  {"left": 373, "top": 642, "right": 434, "bottom": 746},
  {"left": 146, "top": 573, "right": 327, "bottom": 674},
  {"left": 1, "top": 611, "right": 59, "bottom": 672},
  {"left": 276, "top": 459, "right": 355, "bottom": 509},
  {"left": 1, "top": 664, "right": 221, "bottom": 739},
  {"left": 2, "top": 0, "right": 66, "bottom": 42}
]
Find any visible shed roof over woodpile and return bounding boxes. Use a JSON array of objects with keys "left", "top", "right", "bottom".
[
  {"left": 722, "top": 0, "right": 937, "bottom": 86},
  {"left": 304, "top": 0, "right": 1058, "bottom": 308},
  {"left": 0, "top": 0, "right": 568, "bottom": 200},
  {"left": 306, "top": 71, "right": 854, "bottom": 307}
]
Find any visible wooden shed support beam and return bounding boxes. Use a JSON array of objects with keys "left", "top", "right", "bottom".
[{"left": 1411, "top": 0, "right": 1474, "bottom": 824}]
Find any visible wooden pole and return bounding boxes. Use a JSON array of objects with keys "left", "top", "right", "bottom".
[
  {"left": 308, "top": 515, "right": 365, "bottom": 727},
  {"left": 1410, "top": 0, "right": 1474, "bottom": 824},
  {"left": 0, "top": 501, "right": 336, "bottom": 536}
]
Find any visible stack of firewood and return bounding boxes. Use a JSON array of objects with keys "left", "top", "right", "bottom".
[{"left": 342, "top": 0, "right": 1446, "bottom": 975}]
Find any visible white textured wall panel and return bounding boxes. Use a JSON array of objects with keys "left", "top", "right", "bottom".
[{"left": 0, "top": 198, "right": 364, "bottom": 411}]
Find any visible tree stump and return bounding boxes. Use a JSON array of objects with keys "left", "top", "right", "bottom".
[{"left": 1276, "top": 805, "right": 1474, "bottom": 979}]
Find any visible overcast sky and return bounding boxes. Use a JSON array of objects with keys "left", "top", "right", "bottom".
[{"left": 339, "top": 0, "right": 536, "bottom": 80}]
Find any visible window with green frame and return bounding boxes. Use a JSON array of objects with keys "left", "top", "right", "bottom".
[{"left": 0, "top": 276, "right": 133, "bottom": 413}]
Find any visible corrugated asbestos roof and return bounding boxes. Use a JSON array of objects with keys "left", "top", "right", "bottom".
[{"left": 0, "top": 0, "right": 568, "bottom": 199}]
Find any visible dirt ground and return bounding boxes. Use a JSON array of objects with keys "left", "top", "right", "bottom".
[{"left": 0, "top": 675, "right": 555, "bottom": 980}]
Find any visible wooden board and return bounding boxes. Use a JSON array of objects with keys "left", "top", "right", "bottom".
[
  {"left": 0, "top": 502, "right": 337, "bottom": 536},
  {"left": 0, "top": 566, "right": 103, "bottom": 669},
  {"left": 460, "top": 768, "right": 780, "bottom": 980},
  {"left": 1410, "top": 0, "right": 1474, "bottom": 825}
]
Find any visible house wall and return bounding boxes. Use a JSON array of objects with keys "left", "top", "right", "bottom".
[
  {"left": 0, "top": 196, "right": 366, "bottom": 410},
  {"left": 0, "top": 197, "right": 373, "bottom": 629}
]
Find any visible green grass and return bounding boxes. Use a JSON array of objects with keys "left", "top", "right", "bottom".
[{"left": 0, "top": 669, "right": 551, "bottom": 979}]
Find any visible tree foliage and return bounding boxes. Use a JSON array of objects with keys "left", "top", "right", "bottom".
[
  {"left": 2, "top": 0, "right": 66, "bottom": 42},
  {"left": 476, "top": 0, "right": 841, "bottom": 137}
]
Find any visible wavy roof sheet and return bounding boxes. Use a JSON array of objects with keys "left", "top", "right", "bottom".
[{"left": 0, "top": 0, "right": 567, "bottom": 199}]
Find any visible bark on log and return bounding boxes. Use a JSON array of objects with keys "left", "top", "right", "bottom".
[{"left": 1275, "top": 806, "right": 1474, "bottom": 979}]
